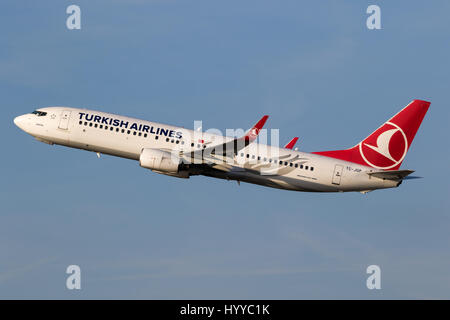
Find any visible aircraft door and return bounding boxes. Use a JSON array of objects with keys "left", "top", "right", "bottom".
[
  {"left": 332, "top": 164, "right": 343, "bottom": 185},
  {"left": 58, "top": 110, "right": 71, "bottom": 130}
]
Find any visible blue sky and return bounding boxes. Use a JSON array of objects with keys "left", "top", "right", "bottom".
[{"left": 1, "top": 0, "right": 449, "bottom": 299}]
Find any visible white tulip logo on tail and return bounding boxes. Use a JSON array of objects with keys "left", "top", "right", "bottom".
[
  {"left": 359, "top": 122, "right": 408, "bottom": 170},
  {"left": 364, "top": 128, "right": 398, "bottom": 162}
]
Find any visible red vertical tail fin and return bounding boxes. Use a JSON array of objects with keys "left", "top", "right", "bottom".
[{"left": 312, "top": 100, "right": 430, "bottom": 170}]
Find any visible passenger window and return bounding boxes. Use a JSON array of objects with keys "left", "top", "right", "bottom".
[
  {"left": 279, "top": 161, "right": 282, "bottom": 165},
  {"left": 295, "top": 164, "right": 298, "bottom": 168},
  {"left": 89, "top": 123, "right": 93, "bottom": 127},
  {"left": 311, "top": 167, "right": 314, "bottom": 171},
  {"left": 133, "top": 132, "right": 137, "bottom": 136},
  {"left": 79, "top": 121, "right": 82, "bottom": 125},
  {"left": 305, "top": 166, "right": 309, "bottom": 170},
  {"left": 144, "top": 133, "right": 147, "bottom": 138},
  {"left": 289, "top": 163, "right": 293, "bottom": 167},
  {"left": 167, "top": 138, "right": 170, "bottom": 142},
  {"left": 154, "top": 136, "right": 158, "bottom": 140},
  {"left": 300, "top": 165, "right": 303, "bottom": 169}
]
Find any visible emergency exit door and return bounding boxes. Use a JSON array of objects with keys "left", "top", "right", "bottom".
[
  {"left": 332, "top": 164, "right": 343, "bottom": 185},
  {"left": 58, "top": 110, "right": 71, "bottom": 130}
]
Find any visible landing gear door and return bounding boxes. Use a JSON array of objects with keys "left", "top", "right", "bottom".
[
  {"left": 59, "top": 110, "right": 71, "bottom": 130},
  {"left": 332, "top": 164, "right": 343, "bottom": 185}
]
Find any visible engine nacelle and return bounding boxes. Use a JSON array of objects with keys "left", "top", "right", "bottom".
[{"left": 139, "top": 148, "right": 189, "bottom": 178}]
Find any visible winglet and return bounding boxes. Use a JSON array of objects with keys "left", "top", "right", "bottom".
[
  {"left": 244, "top": 115, "right": 269, "bottom": 142},
  {"left": 202, "top": 115, "right": 269, "bottom": 157},
  {"left": 284, "top": 137, "right": 299, "bottom": 149}
]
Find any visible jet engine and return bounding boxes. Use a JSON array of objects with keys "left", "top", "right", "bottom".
[{"left": 139, "top": 148, "right": 189, "bottom": 178}]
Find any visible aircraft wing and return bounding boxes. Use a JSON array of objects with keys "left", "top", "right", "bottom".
[
  {"left": 367, "top": 170, "right": 415, "bottom": 180},
  {"left": 284, "top": 137, "right": 299, "bottom": 149}
]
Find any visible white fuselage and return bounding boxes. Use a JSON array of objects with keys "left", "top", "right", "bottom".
[{"left": 14, "top": 107, "right": 399, "bottom": 193}]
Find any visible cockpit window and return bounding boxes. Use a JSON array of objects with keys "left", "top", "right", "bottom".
[{"left": 32, "top": 110, "right": 47, "bottom": 117}]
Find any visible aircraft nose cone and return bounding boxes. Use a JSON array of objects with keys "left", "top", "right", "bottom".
[{"left": 14, "top": 115, "right": 27, "bottom": 130}]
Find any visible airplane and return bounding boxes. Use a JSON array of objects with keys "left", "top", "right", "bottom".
[{"left": 13, "top": 99, "right": 430, "bottom": 193}]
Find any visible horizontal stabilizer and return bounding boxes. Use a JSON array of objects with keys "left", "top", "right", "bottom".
[
  {"left": 367, "top": 170, "right": 414, "bottom": 180},
  {"left": 403, "top": 175, "right": 422, "bottom": 180}
]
